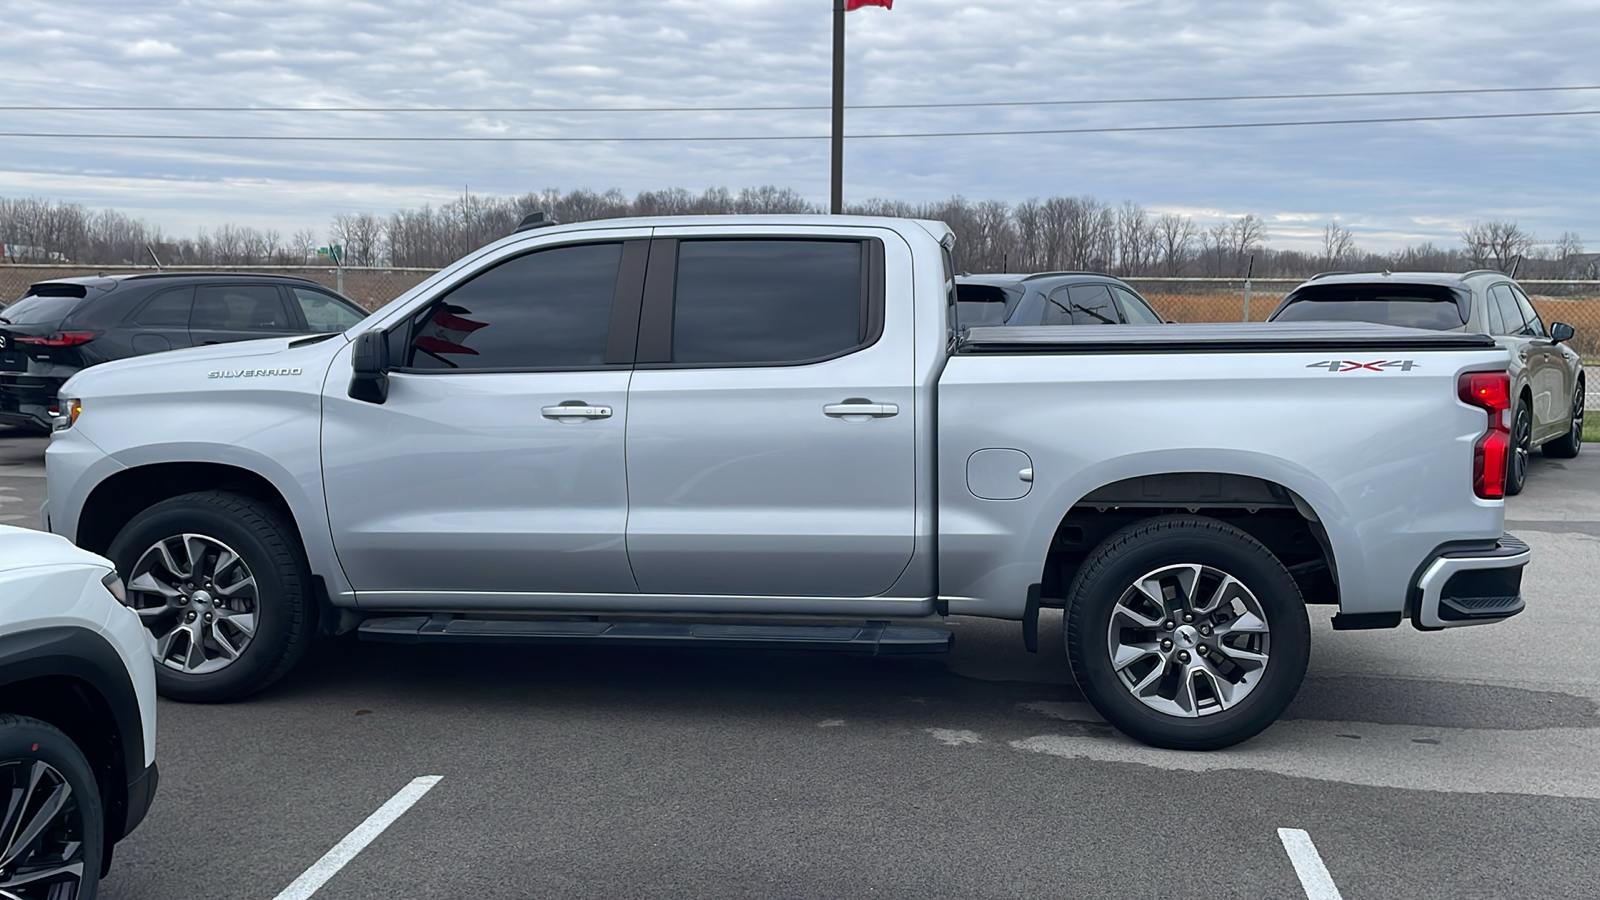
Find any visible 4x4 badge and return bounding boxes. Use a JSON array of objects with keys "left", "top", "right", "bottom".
[{"left": 1306, "top": 360, "right": 1419, "bottom": 372}]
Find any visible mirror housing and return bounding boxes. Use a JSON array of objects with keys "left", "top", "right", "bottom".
[
  {"left": 348, "top": 330, "right": 390, "bottom": 404},
  {"left": 1550, "top": 321, "right": 1575, "bottom": 343}
]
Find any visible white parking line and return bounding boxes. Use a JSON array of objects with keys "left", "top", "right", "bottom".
[
  {"left": 1277, "top": 828, "right": 1344, "bottom": 900},
  {"left": 271, "top": 775, "right": 442, "bottom": 900}
]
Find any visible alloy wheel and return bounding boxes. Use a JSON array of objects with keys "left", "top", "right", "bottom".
[
  {"left": 1105, "top": 563, "right": 1271, "bottom": 717},
  {"left": 126, "top": 533, "right": 260, "bottom": 674},
  {"left": 0, "top": 759, "right": 87, "bottom": 899},
  {"left": 1573, "top": 385, "right": 1585, "bottom": 450},
  {"left": 1513, "top": 406, "right": 1532, "bottom": 485}
]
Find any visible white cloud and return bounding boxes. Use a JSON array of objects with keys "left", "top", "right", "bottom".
[{"left": 122, "top": 38, "right": 181, "bottom": 58}]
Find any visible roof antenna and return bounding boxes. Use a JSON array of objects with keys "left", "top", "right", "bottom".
[
  {"left": 146, "top": 243, "right": 164, "bottom": 271},
  {"left": 1509, "top": 254, "right": 1522, "bottom": 279}
]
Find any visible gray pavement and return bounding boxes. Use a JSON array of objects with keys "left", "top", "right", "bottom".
[{"left": 3, "top": 426, "right": 1597, "bottom": 898}]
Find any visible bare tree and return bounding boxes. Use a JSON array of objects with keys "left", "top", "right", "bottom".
[
  {"left": 1460, "top": 220, "right": 1534, "bottom": 272},
  {"left": 1321, "top": 220, "right": 1357, "bottom": 269},
  {"left": 1154, "top": 213, "right": 1196, "bottom": 276}
]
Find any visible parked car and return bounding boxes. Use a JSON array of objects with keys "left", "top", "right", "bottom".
[
  {"left": 1268, "top": 270, "right": 1583, "bottom": 494},
  {"left": 46, "top": 215, "right": 1528, "bottom": 751},
  {"left": 0, "top": 524, "right": 158, "bottom": 897},
  {"left": 956, "top": 272, "right": 1167, "bottom": 328},
  {"left": 0, "top": 273, "right": 368, "bottom": 432}
]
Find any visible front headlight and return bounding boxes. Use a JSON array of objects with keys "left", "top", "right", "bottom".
[
  {"left": 101, "top": 570, "right": 127, "bottom": 603},
  {"left": 52, "top": 398, "right": 82, "bottom": 431}
]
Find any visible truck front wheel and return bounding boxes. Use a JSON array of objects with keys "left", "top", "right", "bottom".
[
  {"left": 108, "top": 491, "right": 315, "bottom": 703},
  {"left": 1065, "top": 516, "right": 1310, "bottom": 750}
]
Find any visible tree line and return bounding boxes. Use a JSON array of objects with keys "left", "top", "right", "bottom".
[{"left": 1, "top": 189, "right": 1592, "bottom": 279}]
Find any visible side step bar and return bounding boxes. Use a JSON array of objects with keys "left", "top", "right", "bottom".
[{"left": 358, "top": 614, "right": 954, "bottom": 655}]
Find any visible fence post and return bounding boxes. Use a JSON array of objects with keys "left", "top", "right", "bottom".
[{"left": 1241, "top": 254, "right": 1255, "bottom": 322}]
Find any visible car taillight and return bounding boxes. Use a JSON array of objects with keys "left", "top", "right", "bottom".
[
  {"left": 1458, "top": 370, "right": 1511, "bottom": 499},
  {"left": 15, "top": 331, "right": 98, "bottom": 347}
]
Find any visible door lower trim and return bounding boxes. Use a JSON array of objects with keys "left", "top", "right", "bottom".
[{"left": 356, "top": 590, "right": 936, "bottom": 618}]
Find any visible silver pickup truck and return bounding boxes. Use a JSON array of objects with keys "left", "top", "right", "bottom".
[{"left": 43, "top": 215, "right": 1529, "bottom": 750}]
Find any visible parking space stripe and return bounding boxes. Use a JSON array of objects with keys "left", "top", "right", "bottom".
[
  {"left": 271, "top": 775, "right": 442, "bottom": 900},
  {"left": 1277, "top": 828, "right": 1344, "bottom": 900}
]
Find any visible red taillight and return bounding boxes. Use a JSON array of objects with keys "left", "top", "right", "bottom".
[
  {"left": 14, "top": 331, "right": 97, "bottom": 347},
  {"left": 1459, "top": 371, "right": 1511, "bottom": 499}
]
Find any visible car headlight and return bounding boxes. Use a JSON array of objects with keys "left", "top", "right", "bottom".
[
  {"left": 53, "top": 398, "right": 82, "bottom": 431},
  {"left": 101, "top": 570, "right": 127, "bottom": 603}
]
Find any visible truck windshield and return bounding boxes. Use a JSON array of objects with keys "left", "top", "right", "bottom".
[{"left": 1270, "top": 284, "right": 1467, "bottom": 330}]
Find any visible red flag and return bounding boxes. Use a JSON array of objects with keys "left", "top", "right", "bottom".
[{"left": 845, "top": 0, "right": 891, "bottom": 9}]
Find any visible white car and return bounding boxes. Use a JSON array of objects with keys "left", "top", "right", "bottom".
[{"left": 0, "top": 524, "right": 157, "bottom": 898}]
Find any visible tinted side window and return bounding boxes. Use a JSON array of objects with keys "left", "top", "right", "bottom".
[
  {"left": 192, "top": 285, "right": 292, "bottom": 331},
  {"left": 671, "top": 240, "right": 866, "bottom": 365},
  {"left": 1045, "top": 283, "right": 1122, "bottom": 325},
  {"left": 130, "top": 287, "right": 193, "bottom": 327},
  {"left": 1509, "top": 286, "right": 1545, "bottom": 337},
  {"left": 292, "top": 287, "right": 366, "bottom": 333},
  {"left": 1489, "top": 285, "right": 1526, "bottom": 337},
  {"left": 1485, "top": 291, "right": 1505, "bottom": 334},
  {"left": 407, "top": 242, "right": 621, "bottom": 370},
  {"left": 1113, "top": 286, "right": 1163, "bottom": 324},
  {"left": 956, "top": 284, "right": 1011, "bottom": 327}
]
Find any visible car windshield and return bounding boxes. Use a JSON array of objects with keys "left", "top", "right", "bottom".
[
  {"left": 1270, "top": 283, "right": 1467, "bottom": 330},
  {"left": 0, "top": 292, "right": 87, "bottom": 326}
]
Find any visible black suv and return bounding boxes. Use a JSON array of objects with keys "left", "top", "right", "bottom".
[
  {"left": 0, "top": 273, "right": 368, "bottom": 431},
  {"left": 955, "top": 271, "right": 1167, "bottom": 328}
]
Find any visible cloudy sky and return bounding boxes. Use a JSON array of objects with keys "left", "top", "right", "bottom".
[{"left": 2, "top": 0, "right": 1596, "bottom": 252}]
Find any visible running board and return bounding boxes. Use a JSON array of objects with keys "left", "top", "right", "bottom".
[{"left": 357, "top": 614, "right": 953, "bottom": 655}]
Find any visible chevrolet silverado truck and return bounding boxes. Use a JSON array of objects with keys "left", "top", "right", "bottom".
[{"left": 42, "top": 215, "right": 1529, "bottom": 750}]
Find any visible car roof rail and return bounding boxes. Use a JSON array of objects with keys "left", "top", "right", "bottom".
[
  {"left": 1018, "top": 270, "right": 1113, "bottom": 282},
  {"left": 1307, "top": 270, "right": 1353, "bottom": 280},
  {"left": 1459, "top": 268, "right": 1506, "bottom": 281}
]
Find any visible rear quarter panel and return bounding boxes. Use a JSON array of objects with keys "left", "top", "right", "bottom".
[{"left": 937, "top": 347, "right": 1509, "bottom": 618}]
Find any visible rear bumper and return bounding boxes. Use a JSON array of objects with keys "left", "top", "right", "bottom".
[
  {"left": 1412, "top": 533, "right": 1530, "bottom": 630},
  {"left": 0, "top": 374, "right": 64, "bottom": 431}
]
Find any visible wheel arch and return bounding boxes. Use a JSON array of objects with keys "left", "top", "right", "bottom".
[{"left": 1033, "top": 457, "right": 1347, "bottom": 610}]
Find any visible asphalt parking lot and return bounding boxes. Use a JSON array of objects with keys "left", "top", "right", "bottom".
[{"left": 3, "top": 427, "right": 1598, "bottom": 899}]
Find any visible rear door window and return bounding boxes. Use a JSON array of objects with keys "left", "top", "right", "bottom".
[
  {"left": 191, "top": 285, "right": 295, "bottom": 332},
  {"left": 668, "top": 239, "right": 872, "bottom": 365},
  {"left": 1489, "top": 285, "right": 1527, "bottom": 336},
  {"left": 1271, "top": 284, "right": 1467, "bottom": 330},
  {"left": 1045, "top": 283, "right": 1122, "bottom": 325}
]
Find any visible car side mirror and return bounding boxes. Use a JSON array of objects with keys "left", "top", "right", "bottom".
[
  {"left": 1550, "top": 321, "right": 1575, "bottom": 343},
  {"left": 348, "top": 330, "right": 390, "bottom": 404}
]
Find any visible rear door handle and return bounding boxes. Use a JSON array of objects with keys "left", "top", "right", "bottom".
[
  {"left": 541, "top": 403, "right": 613, "bottom": 420},
  {"left": 824, "top": 400, "right": 899, "bottom": 418}
]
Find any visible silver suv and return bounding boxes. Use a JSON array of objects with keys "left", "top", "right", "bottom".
[{"left": 1269, "top": 270, "right": 1583, "bottom": 494}]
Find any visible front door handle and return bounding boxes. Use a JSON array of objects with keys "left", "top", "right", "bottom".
[
  {"left": 541, "top": 403, "right": 613, "bottom": 420},
  {"left": 824, "top": 400, "right": 898, "bottom": 418}
]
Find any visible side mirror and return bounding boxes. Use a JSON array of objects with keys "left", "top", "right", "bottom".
[
  {"left": 1550, "top": 321, "right": 1575, "bottom": 343},
  {"left": 348, "top": 330, "right": 390, "bottom": 404}
]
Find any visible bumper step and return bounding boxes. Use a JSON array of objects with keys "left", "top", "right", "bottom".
[{"left": 358, "top": 614, "right": 953, "bottom": 655}]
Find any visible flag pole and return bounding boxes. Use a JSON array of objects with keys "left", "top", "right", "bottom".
[{"left": 831, "top": 0, "right": 845, "bottom": 214}]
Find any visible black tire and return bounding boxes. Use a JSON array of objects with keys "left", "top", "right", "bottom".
[
  {"left": 1064, "top": 516, "right": 1310, "bottom": 751},
  {"left": 1506, "top": 399, "right": 1532, "bottom": 495},
  {"left": 108, "top": 491, "right": 315, "bottom": 703},
  {"left": 0, "top": 714, "right": 103, "bottom": 900},
  {"left": 1542, "top": 379, "right": 1584, "bottom": 459}
]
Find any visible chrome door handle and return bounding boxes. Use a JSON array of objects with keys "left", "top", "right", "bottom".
[
  {"left": 824, "top": 400, "right": 898, "bottom": 418},
  {"left": 541, "top": 403, "right": 613, "bottom": 420}
]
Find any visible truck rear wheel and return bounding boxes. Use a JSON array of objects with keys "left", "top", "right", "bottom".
[
  {"left": 108, "top": 491, "right": 315, "bottom": 703},
  {"left": 1065, "top": 516, "right": 1309, "bottom": 750}
]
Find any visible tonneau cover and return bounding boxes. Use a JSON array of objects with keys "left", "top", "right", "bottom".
[{"left": 958, "top": 321, "right": 1499, "bottom": 354}]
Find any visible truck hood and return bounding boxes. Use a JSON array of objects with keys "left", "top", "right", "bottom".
[{"left": 62, "top": 333, "right": 349, "bottom": 398}]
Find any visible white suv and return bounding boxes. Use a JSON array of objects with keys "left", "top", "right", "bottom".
[{"left": 0, "top": 524, "right": 157, "bottom": 898}]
